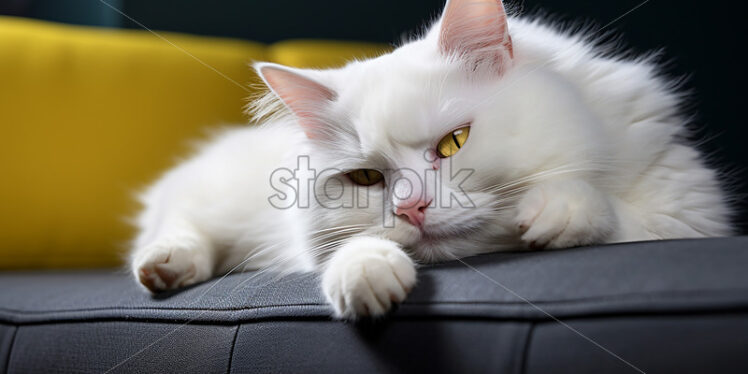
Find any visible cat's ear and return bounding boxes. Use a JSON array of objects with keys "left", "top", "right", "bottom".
[
  {"left": 256, "top": 63, "right": 337, "bottom": 139},
  {"left": 439, "top": 0, "right": 513, "bottom": 73}
]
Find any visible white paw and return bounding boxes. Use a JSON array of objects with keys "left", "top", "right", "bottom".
[
  {"left": 322, "top": 237, "right": 416, "bottom": 320},
  {"left": 515, "top": 180, "right": 615, "bottom": 249},
  {"left": 132, "top": 238, "right": 213, "bottom": 292}
]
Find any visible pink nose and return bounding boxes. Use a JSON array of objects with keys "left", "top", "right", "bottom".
[{"left": 395, "top": 199, "right": 431, "bottom": 227}]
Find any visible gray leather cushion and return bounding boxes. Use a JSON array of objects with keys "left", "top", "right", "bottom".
[{"left": 1, "top": 237, "right": 748, "bottom": 373}]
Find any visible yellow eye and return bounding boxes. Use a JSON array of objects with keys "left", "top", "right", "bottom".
[
  {"left": 346, "top": 169, "right": 384, "bottom": 186},
  {"left": 436, "top": 126, "right": 470, "bottom": 158}
]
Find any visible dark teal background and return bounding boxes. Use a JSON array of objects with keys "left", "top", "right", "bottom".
[{"left": 2, "top": 0, "right": 746, "bottom": 229}]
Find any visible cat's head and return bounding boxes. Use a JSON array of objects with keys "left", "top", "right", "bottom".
[{"left": 255, "top": 0, "right": 605, "bottom": 262}]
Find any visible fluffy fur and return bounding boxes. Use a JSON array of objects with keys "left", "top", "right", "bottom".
[{"left": 131, "top": 0, "right": 732, "bottom": 319}]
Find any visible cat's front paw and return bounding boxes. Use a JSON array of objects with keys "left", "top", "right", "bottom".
[
  {"left": 515, "top": 180, "right": 616, "bottom": 249},
  {"left": 322, "top": 237, "right": 416, "bottom": 320},
  {"left": 132, "top": 238, "right": 213, "bottom": 292}
]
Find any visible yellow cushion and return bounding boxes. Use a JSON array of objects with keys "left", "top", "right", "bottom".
[
  {"left": 269, "top": 40, "right": 391, "bottom": 68},
  {"left": 0, "top": 16, "right": 389, "bottom": 269}
]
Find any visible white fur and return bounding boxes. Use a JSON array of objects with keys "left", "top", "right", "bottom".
[
  {"left": 130, "top": 1, "right": 732, "bottom": 319},
  {"left": 321, "top": 236, "right": 416, "bottom": 318}
]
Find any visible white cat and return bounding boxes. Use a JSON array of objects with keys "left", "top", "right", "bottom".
[{"left": 131, "top": 0, "right": 732, "bottom": 319}]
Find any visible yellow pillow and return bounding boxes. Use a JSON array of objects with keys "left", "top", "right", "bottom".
[
  {"left": 0, "top": 17, "right": 266, "bottom": 268},
  {"left": 269, "top": 40, "right": 391, "bottom": 68},
  {"left": 0, "top": 16, "right": 390, "bottom": 269}
]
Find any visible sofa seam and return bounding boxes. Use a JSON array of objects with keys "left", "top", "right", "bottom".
[
  {"left": 226, "top": 324, "right": 240, "bottom": 374},
  {"left": 2, "top": 304, "right": 748, "bottom": 326},
  {"left": 2, "top": 325, "right": 18, "bottom": 374},
  {"left": 2, "top": 287, "right": 747, "bottom": 315},
  {"left": 518, "top": 322, "right": 535, "bottom": 374},
  {"left": 3, "top": 309, "right": 747, "bottom": 329}
]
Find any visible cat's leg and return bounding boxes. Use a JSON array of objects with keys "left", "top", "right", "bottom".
[
  {"left": 131, "top": 218, "right": 215, "bottom": 292},
  {"left": 515, "top": 179, "right": 617, "bottom": 249},
  {"left": 322, "top": 236, "right": 417, "bottom": 319}
]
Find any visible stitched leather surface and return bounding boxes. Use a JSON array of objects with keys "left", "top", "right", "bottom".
[{"left": 3, "top": 238, "right": 748, "bottom": 373}]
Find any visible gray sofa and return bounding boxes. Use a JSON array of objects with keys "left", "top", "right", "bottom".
[{"left": 2, "top": 237, "right": 747, "bottom": 373}]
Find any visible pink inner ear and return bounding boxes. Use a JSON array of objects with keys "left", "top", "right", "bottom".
[
  {"left": 440, "top": 0, "right": 513, "bottom": 71},
  {"left": 260, "top": 66, "right": 336, "bottom": 139}
]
